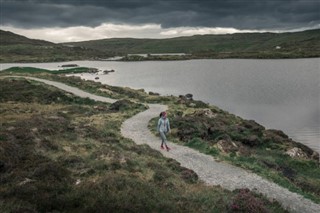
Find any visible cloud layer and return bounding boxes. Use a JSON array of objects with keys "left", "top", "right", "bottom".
[
  {"left": 1, "top": 0, "right": 319, "bottom": 42},
  {"left": 2, "top": 0, "right": 319, "bottom": 30}
]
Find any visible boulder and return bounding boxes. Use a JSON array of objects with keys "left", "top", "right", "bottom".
[
  {"left": 193, "top": 109, "right": 217, "bottom": 119},
  {"left": 98, "top": 88, "right": 114, "bottom": 95},
  {"left": 216, "top": 139, "right": 238, "bottom": 153},
  {"left": 103, "top": 69, "right": 115, "bottom": 74},
  {"left": 285, "top": 147, "right": 309, "bottom": 159},
  {"left": 185, "top": 93, "right": 193, "bottom": 99}
]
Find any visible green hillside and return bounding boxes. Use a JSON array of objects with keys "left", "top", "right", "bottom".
[
  {"left": 66, "top": 29, "right": 320, "bottom": 59},
  {"left": 1, "top": 29, "right": 319, "bottom": 62},
  {"left": 0, "top": 30, "right": 111, "bottom": 62}
]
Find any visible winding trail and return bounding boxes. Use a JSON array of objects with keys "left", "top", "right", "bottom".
[{"left": 4, "top": 76, "right": 320, "bottom": 213}]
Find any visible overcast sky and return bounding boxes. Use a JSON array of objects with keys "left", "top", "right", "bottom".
[{"left": 1, "top": 0, "right": 319, "bottom": 43}]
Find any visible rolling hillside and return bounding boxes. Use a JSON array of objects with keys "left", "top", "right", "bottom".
[
  {"left": 65, "top": 29, "right": 320, "bottom": 58},
  {"left": 1, "top": 29, "right": 319, "bottom": 62},
  {"left": 0, "top": 30, "right": 111, "bottom": 62}
]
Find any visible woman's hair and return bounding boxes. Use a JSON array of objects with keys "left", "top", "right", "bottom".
[{"left": 159, "top": 111, "right": 167, "bottom": 118}]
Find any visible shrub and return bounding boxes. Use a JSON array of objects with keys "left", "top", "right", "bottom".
[{"left": 229, "top": 188, "right": 269, "bottom": 213}]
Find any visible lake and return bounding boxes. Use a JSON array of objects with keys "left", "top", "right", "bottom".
[{"left": 1, "top": 59, "right": 319, "bottom": 153}]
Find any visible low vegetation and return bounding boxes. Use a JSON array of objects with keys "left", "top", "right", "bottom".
[
  {"left": 149, "top": 96, "right": 320, "bottom": 203},
  {"left": 1, "top": 29, "right": 319, "bottom": 62},
  {"left": 67, "top": 29, "right": 320, "bottom": 59},
  {"left": 0, "top": 73, "right": 287, "bottom": 212},
  {"left": 0, "top": 30, "right": 111, "bottom": 63},
  {"left": 2, "top": 68, "right": 319, "bottom": 205},
  {"left": 3, "top": 67, "right": 98, "bottom": 75}
]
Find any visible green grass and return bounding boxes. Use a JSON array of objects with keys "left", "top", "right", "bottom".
[
  {"left": 0, "top": 30, "right": 112, "bottom": 63},
  {"left": 3, "top": 66, "right": 95, "bottom": 74},
  {"left": 1, "top": 29, "right": 319, "bottom": 62},
  {"left": 66, "top": 29, "right": 320, "bottom": 59}
]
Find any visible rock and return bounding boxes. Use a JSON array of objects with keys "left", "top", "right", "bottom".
[
  {"left": 285, "top": 147, "right": 308, "bottom": 159},
  {"left": 95, "top": 77, "right": 99, "bottom": 80},
  {"left": 185, "top": 93, "right": 193, "bottom": 99},
  {"left": 149, "top": 91, "right": 160, "bottom": 96},
  {"left": 75, "top": 179, "right": 81, "bottom": 185},
  {"left": 103, "top": 69, "right": 115, "bottom": 74},
  {"left": 193, "top": 109, "right": 217, "bottom": 119},
  {"left": 98, "top": 88, "right": 114, "bottom": 95},
  {"left": 18, "top": 178, "right": 35, "bottom": 186},
  {"left": 93, "top": 105, "right": 107, "bottom": 111},
  {"left": 7, "top": 126, "right": 15, "bottom": 131},
  {"left": 216, "top": 139, "right": 238, "bottom": 153},
  {"left": 88, "top": 68, "right": 99, "bottom": 73}
]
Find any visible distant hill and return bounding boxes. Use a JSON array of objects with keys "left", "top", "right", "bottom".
[
  {"left": 0, "top": 30, "right": 111, "bottom": 62},
  {"left": 1, "top": 29, "right": 319, "bottom": 62},
  {"left": 65, "top": 29, "right": 320, "bottom": 59}
]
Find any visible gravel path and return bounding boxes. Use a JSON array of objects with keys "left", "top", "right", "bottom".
[{"left": 5, "top": 76, "right": 320, "bottom": 213}]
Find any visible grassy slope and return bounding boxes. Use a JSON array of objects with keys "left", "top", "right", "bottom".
[
  {"left": 148, "top": 99, "right": 320, "bottom": 203},
  {"left": 0, "top": 71, "right": 287, "bottom": 212},
  {"left": 1, "top": 29, "right": 319, "bottom": 62},
  {"left": 66, "top": 29, "right": 320, "bottom": 58},
  {"left": 0, "top": 30, "right": 111, "bottom": 63}
]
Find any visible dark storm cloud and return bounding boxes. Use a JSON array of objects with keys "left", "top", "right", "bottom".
[{"left": 1, "top": 0, "right": 319, "bottom": 30}]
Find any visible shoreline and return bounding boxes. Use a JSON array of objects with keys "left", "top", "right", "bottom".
[
  {"left": 1, "top": 62, "right": 319, "bottom": 154},
  {"left": 1, "top": 75, "right": 319, "bottom": 210},
  {"left": 1, "top": 55, "right": 320, "bottom": 64}
]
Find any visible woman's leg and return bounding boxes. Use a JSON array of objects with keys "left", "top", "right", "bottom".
[{"left": 160, "top": 132, "right": 167, "bottom": 146}]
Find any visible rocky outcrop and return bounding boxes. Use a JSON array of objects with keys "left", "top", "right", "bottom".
[
  {"left": 193, "top": 108, "right": 217, "bottom": 119},
  {"left": 103, "top": 69, "right": 115, "bottom": 74},
  {"left": 216, "top": 139, "right": 238, "bottom": 153},
  {"left": 285, "top": 147, "right": 309, "bottom": 159}
]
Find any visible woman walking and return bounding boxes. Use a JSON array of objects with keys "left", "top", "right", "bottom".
[{"left": 157, "top": 111, "right": 171, "bottom": 151}]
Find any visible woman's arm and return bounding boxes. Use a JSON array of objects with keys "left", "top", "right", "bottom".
[{"left": 157, "top": 119, "right": 161, "bottom": 132}]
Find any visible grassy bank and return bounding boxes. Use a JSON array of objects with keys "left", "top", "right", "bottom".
[
  {"left": 3, "top": 67, "right": 98, "bottom": 74},
  {"left": 0, "top": 73, "right": 287, "bottom": 212},
  {"left": 148, "top": 100, "right": 320, "bottom": 203}
]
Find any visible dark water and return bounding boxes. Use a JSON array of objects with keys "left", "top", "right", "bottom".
[{"left": 1, "top": 59, "right": 319, "bottom": 152}]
